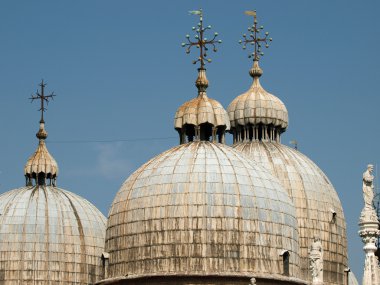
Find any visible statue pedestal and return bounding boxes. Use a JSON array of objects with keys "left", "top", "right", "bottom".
[{"left": 359, "top": 207, "right": 380, "bottom": 285}]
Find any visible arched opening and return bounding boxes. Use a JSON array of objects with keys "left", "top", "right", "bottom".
[
  {"left": 178, "top": 123, "right": 226, "bottom": 143},
  {"left": 101, "top": 252, "right": 110, "bottom": 279},
  {"left": 217, "top": 126, "right": 226, "bottom": 143},
  {"left": 199, "top": 123, "right": 213, "bottom": 141},
  {"left": 280, "top": 250, "right": 290, "bottom": 276}
]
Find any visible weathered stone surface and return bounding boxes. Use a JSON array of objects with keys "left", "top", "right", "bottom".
[
  {"left": 0, "top": 186, "right": 106, "bottom": 284},
  {"left": 232, "top": 141, "right": 348, "bottom": 285},
  {"left": 105, "top": 141, "right": 300, "bottom": 281}
]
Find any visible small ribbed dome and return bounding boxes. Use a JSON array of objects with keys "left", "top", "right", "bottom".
[
  {"left": 233, "top": 141, "right": 347, "bottom": 284},
  {"left": 227, "top": 61, "right": 288, "bottom": 143},
  {"left": 174, "top": 95, "right": 230, "bottom": 130},
  {"left": 105, "top": 141, "right": 300, "bottom": 281},
  {"left": 175, "top": 69, "right": 230, "bottom": 144},
  {"left": 0, "top": 186, "right": 106, "bottom": 284},
  {"left": 24, "top": 122, "right": 58, "bottom": 186}
]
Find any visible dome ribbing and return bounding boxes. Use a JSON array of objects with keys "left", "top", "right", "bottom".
[
  {"left": 227, "top": 61, "right": 288, "bottom": 143},
  {"left": 232, "top": 141, "right": 348, "bottom": 284},
  {"left": 105, "top": 141, "right": 300, "bottom": 281},
  {"left": 0, "top": 186, "right": 106, "bottom": 284},
  {"left": 175, "top": 69, "right": 230, "bottom": 144},
  {"left": 24, "top": 121, "right": 58, "bottom": 186}
]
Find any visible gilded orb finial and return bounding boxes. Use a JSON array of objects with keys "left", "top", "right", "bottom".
[
  {"left": 239, "top": 10, "right": 272, "bottom": 61},
  {"left": 181, "top": 9, "right": 222, "bottom": 69},
  {"left": 29, "top": 80, "right": 56, "bottom": 140}
]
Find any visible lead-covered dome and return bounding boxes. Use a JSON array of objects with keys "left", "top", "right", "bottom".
[
  {"left": 233, "top": 141, "right": 347, "bottom": 284},
  {"left": 105, "top": 141, "right": 300, "bottom": 281},
  {"left": 0, "top": 186, "right": 106, "bottom": 284}
]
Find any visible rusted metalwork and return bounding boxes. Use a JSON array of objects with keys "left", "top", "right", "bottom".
[
  {"left": 239, "top": 10, "right": 272, "bottom": 61},
  {"left": 181, "top": 9, "right": 222, "bottom": 68},
  {"left": 29, "top": 79, "right": 56, "bottom": 123}
]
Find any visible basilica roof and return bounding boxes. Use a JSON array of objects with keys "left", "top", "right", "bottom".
[
  {"left": 105, "top": 141, "right": 300, "bottom": 279},
  {"left": 102, "top": 11, "right": 305, "bottom": 283}
]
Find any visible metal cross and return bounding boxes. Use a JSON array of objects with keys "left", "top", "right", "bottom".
[
  {"left": 29, "top": 80, "right": 56, "bottom": 123},
  {"left": 239, "top": 10, "right": 272, "bottom": 61},
  {"left": 181, "top": 9, "right": 222, "bottom": 68}
]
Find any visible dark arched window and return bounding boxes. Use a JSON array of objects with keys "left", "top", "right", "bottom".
[{"left": 281, "top": 250, "right": 290, "bottom": 276}]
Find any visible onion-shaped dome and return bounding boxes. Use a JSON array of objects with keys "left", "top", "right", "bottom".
[
  {"left": 233, "top": 141, "right": 348, "bottom": 285},
  {"left": 104, "top": 141, "right": 302, "bottom": 283},
  {"left": 227, "top": 61, "right": 288, "bottom": 143},
  {"left": 24, "top": 121, "right": 58, "bottom": 186},
  {"left": 175, "top": 69, "right": 230, "bottom": 144},
  {"left": 0, "top": 186, "right": 106, "bottom": 284}
]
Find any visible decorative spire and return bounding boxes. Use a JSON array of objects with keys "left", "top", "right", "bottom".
[
  {"left": 175, "top": 10, "right": 229, "bottom": 144},
  {"left": 239, "top": 10, "right": 272, "bottom": 78},
  {"left": 25, "top": 80, "right": 58, "bottom": 187},
  {"left": 29, "top": 79, "right": 56, "bottom": 140},
  {"left": 181, "top": 9, "right": 222, "bottom": 94}
]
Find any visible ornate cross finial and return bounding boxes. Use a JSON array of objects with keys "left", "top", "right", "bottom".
[
  {"left": 239, "top": 10, "right": 272, "bottom": 61},
  {"left": 29, "top": 79, "right": 56, "bottom": 123},
  {"left": 181, "top": 9, "right": 222, "bottom": 69}
]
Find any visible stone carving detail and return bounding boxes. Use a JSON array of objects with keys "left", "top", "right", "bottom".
[
  {"left": 250, "top": 277, "right": 256, "bottom": 285},
  {"left": 358, "top": 164, "right": 380, "bottom": 285},
  {"left": 363, "top": 164, "right": 375, "bottom": 209},
  {"left": 309, "top": 236, "right": 323, "bottom": 284}
]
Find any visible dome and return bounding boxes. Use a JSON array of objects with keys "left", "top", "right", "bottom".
[
  {"left": 0, "top": 186, "right": 106, "bottom": 284},
  {"left": 174, "top": 95, "right": 229, "bottom": 131},
  {"left": 175, "top": 68, "right": 230, "bottom": 144},
  {"left": 24, "top": 122, "right": 58, "bottom": 186},
  {"left": 233, "top": 141, "right": 347, "bottom": 284},
  {"left": 105, "top": 141, "right": 301, "bottom": 282},
  {"left": 348, "top": 272, "right": 359, "bottom": 285},
  {"left": 227, "top": 61, "right": 288, "bottom": 143},
  {"left": 0, "top": 81, "right": 107, "bottom": 284}
]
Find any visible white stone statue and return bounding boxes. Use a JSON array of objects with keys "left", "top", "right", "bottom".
[
  {"left": 309, "top": 236, "right": 323, "bottom": 284},
  {"left": 363, "top": 164, "right": 375, "bottom": 209},
  {"left": 250, "top": 277, "right": 256, "bottom": 285}
]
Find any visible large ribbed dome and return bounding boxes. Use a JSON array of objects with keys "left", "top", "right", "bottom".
[
  {"left": 105, "top": 142, "right": 301, "bottom": 282},
  {"left": 233, "top": 141, "right": 347, "bottom": 285},
  {"left": 0, "top": 186, "right": 106, "bottom": 284}
]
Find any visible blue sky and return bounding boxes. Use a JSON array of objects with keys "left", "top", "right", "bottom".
[{"left": 1, "top": 0, "right": 380, "bottom": 280}]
